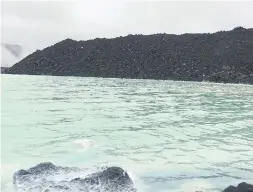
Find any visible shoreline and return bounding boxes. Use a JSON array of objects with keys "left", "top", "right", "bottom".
[{"left": 1, "top": 73, "right": 253, "bottom": 87}]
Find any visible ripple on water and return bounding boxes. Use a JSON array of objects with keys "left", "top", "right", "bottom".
[{"left": 1, "top": 75, "right": 253, "bottom": 191}]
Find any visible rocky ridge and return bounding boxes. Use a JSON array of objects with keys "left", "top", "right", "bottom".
[{"left": 4, "top": 27, "right": 253, "bottom": 84}]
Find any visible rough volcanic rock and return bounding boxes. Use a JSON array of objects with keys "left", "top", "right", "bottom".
[
  {"left": 1, "top": 67, "right": 9, "bottom": 73},
  {"left": 11, "top": 162, "right": 253, "bottom": 192},
  {"left": 13, "top": 162, "right": 135, "bottom": 192},
  {"left": 223, "top": 182, "right": 253, "bottom": 192},
  {"left": 4, "top": 27, "right": 253, "bottom": 84}
]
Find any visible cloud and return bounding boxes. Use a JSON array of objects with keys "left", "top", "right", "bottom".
[
  {"left": 121, "top": 1, "right": 253, "bottom": 34},
  {"left": 1, "top": 0, "right": 253, "bottom": 67},
  {"left": 2, "top": 1, "right": 72, "bottom": 23}
]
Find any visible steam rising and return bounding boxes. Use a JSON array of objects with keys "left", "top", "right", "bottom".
[{"left": 1, "top": 43, "right": 22, "bottom": 58}]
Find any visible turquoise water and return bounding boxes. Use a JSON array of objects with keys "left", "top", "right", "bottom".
[{"left": 1, "top": 74, "right": 253, "bottom": 191}]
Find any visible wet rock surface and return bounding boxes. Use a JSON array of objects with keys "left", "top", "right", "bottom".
[
  {"left": 4, "top": 27, "right": 253, "bottom": 84},
  {"left": 13, "top": 162, "right": 136, "bottom": 192},
  {"left": 12, "top": 162, "right": 252, "bottom": 192}
]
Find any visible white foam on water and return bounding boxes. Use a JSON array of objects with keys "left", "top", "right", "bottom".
[
  {"left": 72, "top": 139, "right": 95, "bottom": 151},
  {"left": 1, "top": 163, "right": 21, "bottom": 180},
  {"left": 7, "top": 162, "right": 139, "bottom": 192},
  {"left": 125, "top": 169, "right": 148, "bottom": 192},
  {"left": 127, "top": 171, "right": 137, "bottom": 184},
  {"left": 1, "top": 163, "right": 21, "bottom": 192},
  {"left": 1, "top": 163, "right": 220, "bottom": 192}
]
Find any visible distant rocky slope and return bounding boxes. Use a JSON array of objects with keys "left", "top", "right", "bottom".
[
  {"left": 4, "top": 27, "right": 253, "bottom": 84},
  {"left": 1, "top": 67, "right": 9, "bottom": 73}
]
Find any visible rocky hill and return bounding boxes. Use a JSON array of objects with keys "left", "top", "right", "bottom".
[
  {"left": 4, "top": 27, "right": 253, "bottom": 84},
  {"left": 1, "top": 67, "right": 9, "bottom": 73}
]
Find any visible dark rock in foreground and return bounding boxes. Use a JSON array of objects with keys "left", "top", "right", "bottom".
[
  {"left": 223, "top": 182, "right": 253, "bottom": 192},
  {"left": 13, "top": 162, "right": 136, "bottom": 192},
  {"left": 13, "top": 162, "right": 253, "bottom": 192},
  {"left": 4, "top": 27, "right": 253, "bottom": 84}
]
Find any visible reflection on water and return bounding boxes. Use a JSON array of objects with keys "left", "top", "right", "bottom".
[{"left": 1, "top": 74, "right": 253, "bottom": 191}]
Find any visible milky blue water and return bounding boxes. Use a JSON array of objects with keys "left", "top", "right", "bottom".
[{"left": 1, "top": 74, "right": 253, "bottom": 191}]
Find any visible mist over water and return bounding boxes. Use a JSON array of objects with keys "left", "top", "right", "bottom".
[{"left": 1, "top": 74, "right": 253, "bottom": 191}]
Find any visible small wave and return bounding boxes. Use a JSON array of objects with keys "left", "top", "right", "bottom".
[{"left": 72, "top": 139, "right": 95, "bottom": 150}]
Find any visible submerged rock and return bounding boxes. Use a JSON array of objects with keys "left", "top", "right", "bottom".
[
  {"left": 223, "top": 182, "right": 253, "bottom": 192},
  {"left": 13, "top": 162, "right": 136, "bottom": 192}
]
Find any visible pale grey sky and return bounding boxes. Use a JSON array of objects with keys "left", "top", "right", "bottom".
[{"left": 1, "top": 0, "right": 253, "bottom": 67}]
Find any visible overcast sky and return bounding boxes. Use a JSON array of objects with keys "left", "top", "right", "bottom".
[{"left": 1, "top": 0, "right": 253, "bottom": 67}]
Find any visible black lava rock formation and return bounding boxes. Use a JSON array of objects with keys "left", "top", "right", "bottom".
[
  {"left": 223, "top": 182, "right": 253, "bottom": 192},
  {"left": 1, "top": 67, "right": 9, "bottom": 73},
  {"left": 13, "top": 162, "right": 136, "bottom": 192},
  {"left": 4, "top": 27, "right": 253, "bottom": 84},
  {"left": 13, "top": 162, "right": 253, "bottom": 192}
]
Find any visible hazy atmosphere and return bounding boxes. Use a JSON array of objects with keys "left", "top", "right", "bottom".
[{"left": 1, "top": 0, "right": 253, "bottom": 67}]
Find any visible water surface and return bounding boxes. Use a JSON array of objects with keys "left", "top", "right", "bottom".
[{"left": 1, "top": 74, "right": 253, "bottom": 191}]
